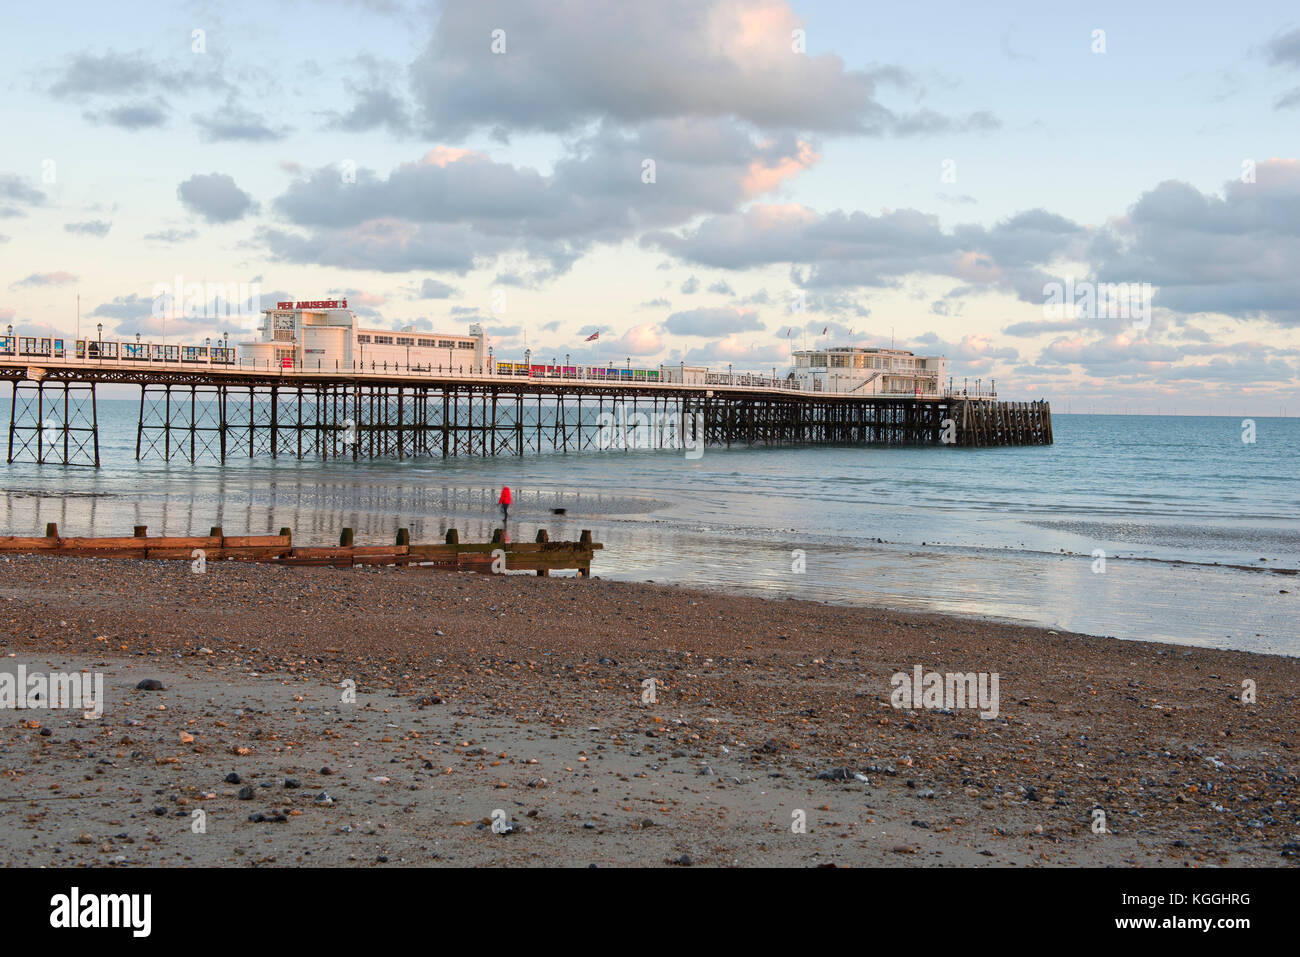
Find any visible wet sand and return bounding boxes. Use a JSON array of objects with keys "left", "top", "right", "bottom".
[{"left": 0, "top": 554, "right": 1297, "bottom": 867}]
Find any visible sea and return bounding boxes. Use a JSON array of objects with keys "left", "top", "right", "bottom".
[{"left": 2, "top": 399, "right": 1297, "bottom": 655}]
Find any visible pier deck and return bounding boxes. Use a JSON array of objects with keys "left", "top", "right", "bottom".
[{"left": 1, "top": 356, "right": 1051, "bottom": 466}]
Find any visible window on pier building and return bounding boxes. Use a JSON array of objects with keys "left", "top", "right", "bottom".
[
  {"left": 357, "top": 335, "right": 372, "bottom": 343},
  {"left": 396, "top": 337, "right": 415, "bottom": 345}
]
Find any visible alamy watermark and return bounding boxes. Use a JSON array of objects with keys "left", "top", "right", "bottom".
[
  {"left": 1043, "top": 277, "right": 1152, "bottom": 330},
  {"left": 150, "top": 275, "right": 262, "bottom": 323},
  {"left": 890, "top": 665, "right": 999, "bottom": 720},
  {"left": 597, "top": 408, "right": 704, "bottom": 459},
  {"left": 1, "top": 665, "right": 104, "bottom": 718}
]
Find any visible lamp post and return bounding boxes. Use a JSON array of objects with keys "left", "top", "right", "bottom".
[{"left": 488, "top": 345, "right": 494, "bottom": 374}]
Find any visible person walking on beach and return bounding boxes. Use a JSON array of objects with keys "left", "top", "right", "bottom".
[{"left": 498, "top": 485, "right": 512, "bottom": 525}]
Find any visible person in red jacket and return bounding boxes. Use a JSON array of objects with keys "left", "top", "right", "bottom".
[{"left": 498, "top": 485, "right": 512, "bottom": 525}]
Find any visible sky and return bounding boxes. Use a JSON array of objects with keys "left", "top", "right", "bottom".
[{"left": 2, "top": 0, "right": 1299, "bottom": 414}]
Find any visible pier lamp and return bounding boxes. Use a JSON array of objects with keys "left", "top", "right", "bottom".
[
  {"left": 205, "top": 337, "right": 211, "bottom": 358},
  {"left": 6, "top": 324, "right": 12, "bottom": 339},
  {"left": 488, "top": 345, "right": 494, "bottom": 372},
  {"left": 96, "top": 323, "right": 102, "bottom": 347},
  {"left": 728, "top": 362, "right": 732, "bottom": 384}
]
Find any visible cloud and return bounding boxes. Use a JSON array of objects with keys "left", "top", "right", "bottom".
[
  {"left": 680, "top": 275, "right": 700, "bottom": 294},
  {"left": 606, "top": 323, "right": 663, "bottom": 356},
  {"left": 410, "top": 0, "right": 984, "bottom": 139},
  {"left": 144, "top": 228, "right": 198, "bottom": 243},
  {"left": 194, "top": 104, "right": 289, "bottom": 142},
  {"left": 707, "top": 279, "right": 735, "bottom": 295},
  {"left": 87, "top": 100, "right": 169, "bottom": 129},
  {"left": 647, "top": 203, "right": 1084, "bottom": 303},
  {"left": 49, "top": 50, "right": 214, "bottom": 98},
  {"left": 663, "top": 306, "right": 764, "bottom": 336},
  {"left": 325, "top": 85, "right": 411, "bottom": 134},
  {"left": 265, "top": 118, "right": 819, "bottom": 274},
  {"left": 11, "top": 271, "right": 78, "bottom": 289},
  {"left": 49, "top": 50, "right": 223, "bottom": 131},
  {"left": 1002, "top": 318, "right": 1081, "bottom": 337},
  {"left": 412, "top": 278, "right": 460, "bottom": 299},
  {"left": 64, "top": 220, "right": 112, "bottom": 237},
  {"left": 90, "top": 293, "right": 153, "bottom": 321},
  {"left": 0, "top": 173, "right": 46, "bottom": 217},
  {"left": 1090, "top": 159, "right": 1300, "bottom": 325},
  {"left": 1266, "top": 27, "right": 1300, "bottom": 68},
  {"left": 177, "top": 173, "right": 258, "bottom": 223}
]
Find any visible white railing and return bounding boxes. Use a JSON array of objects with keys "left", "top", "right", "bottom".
[{"left": 1, "top": 345, "right": 971, "bottom": 399}]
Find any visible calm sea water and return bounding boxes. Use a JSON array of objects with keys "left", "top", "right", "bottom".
[{"left": 2, "top": 399, "right": 1297, "bottom": 654}]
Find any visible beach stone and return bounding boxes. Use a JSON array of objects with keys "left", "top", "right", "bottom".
[
  {"left": 237, "top": 785, "right": 254, "bottom": 800},
  {"left": 816, "top": 767, "right": 853, "bottom": 781},
  {"left": 284, "top": 777, "right": 301, "bottom": 789},
  {"left": 224, "top": 772, "right": 241, "bottom": 784},
  {"left": 135, "top": 679, "right": 165, "bottom": 691}
]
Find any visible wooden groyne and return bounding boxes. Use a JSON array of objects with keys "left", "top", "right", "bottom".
[{"left": 0, "top": 524, "right": 602, "bottom": 576}]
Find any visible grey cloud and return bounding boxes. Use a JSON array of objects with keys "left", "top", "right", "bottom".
[
  {"left": 413, "top": 278, "right": 460, "bottom": 299},
  {"left": 663, "top": 306, "right": 763, "bottom": 336},
  {"left": 0, "top": 174, "right": 47, "bottom": 208},
  {"left": 265, "top": 117, "right": 815, "bottom": 274},
  {"left": 49, "top": 50, "right": 216, "bottom": 98},
  {"left": 91, "top": 293, "right": 153, "bottom": 320},
  {"left": 410, "top": 0, "right": 984, "bottom": 138},
  {"left": 12, "top": 271, "right": 77, "bottom": 288},
  {"left": 194, "top": 104, "right": 289, "bottom": 142},
  {"left": 144, "top": 228, "right": 198, "bottom": 242},
  {"left": 177, "top": 173, "right": 258, "bottom": 223},
  {"left": 326, "top": 86, "right": 411, "bottom": 134},
  {"left": 1266, "top": 27, "right": 1300, "bottom": 68},
  {"left": 1002, "top": 318, "right": 1081, "bottom": 337},
  {"left": 89, "top": 100, "right": 169, "bottom": 130},
  {"left": 1091, "top": 161, "right": 1300, "bottom": 325},
  {"left": 64, "top": 220, "right": 112, "bottom": 237}
]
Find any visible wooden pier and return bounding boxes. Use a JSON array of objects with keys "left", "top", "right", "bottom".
[
  {"left": 1, "top": 357, "right": 1051, "bottom": 466},
  {"left": 0, "top": 524, "right": 602, "bottom": 576}
]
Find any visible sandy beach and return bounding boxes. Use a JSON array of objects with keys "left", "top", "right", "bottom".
[{"left": 1, "top": 554, "right": 1297, "bottom": 867}]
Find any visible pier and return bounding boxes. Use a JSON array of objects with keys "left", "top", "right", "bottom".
[{"left": 1, "top": 352, "right": 1051, "bottom": 467}]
